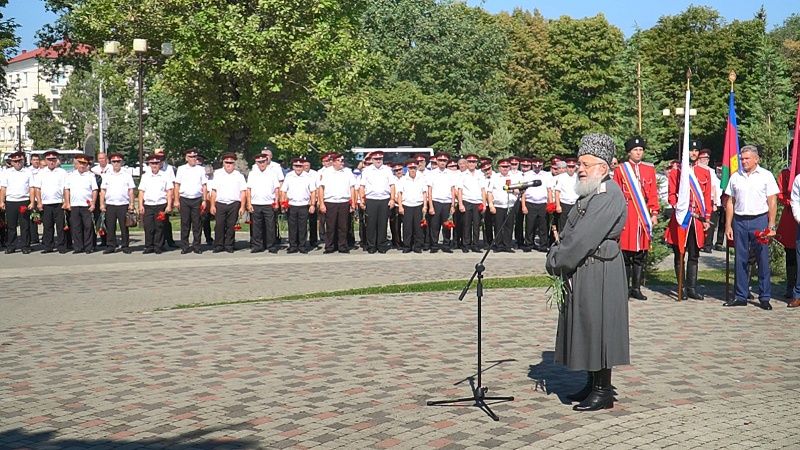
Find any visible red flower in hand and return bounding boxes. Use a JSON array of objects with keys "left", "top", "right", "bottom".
[
  {"left": 546, "top": 202, "right": 557, "bottom": 213},
  {"left": 420, "top": 218, "right": 428, "bottom": 228},
  {"left": 234, "top": 223, "right": 242, "bottom": 231},
  {"left": 281, "top": 200, "right": 289, "bottom": 210},
  {"left": 156, "top": 211, "right": 167, "bottom": 222},
  {"left": 754, "top": 228, "right": 771, "bottom": 245},
  {"left": 63, "top": 225, "right": 70, "bottom": 232},
  {"left": 443, "top": 219, "right": 455, "bottom": 230},
  {"left": 478, "top": 203, "right": 485, "bottom": 213},
  {"left": 200, "top": 202, "right": 208, "bottom": 215},
  {"left": 18, "top": 205, "right": 27, "bottom": 214},
  {"left": 98, "top": 228, "right": 106, "bottom": 237},
  {"left": 272, "top": 201, "right": 279, "bottom": 209}
]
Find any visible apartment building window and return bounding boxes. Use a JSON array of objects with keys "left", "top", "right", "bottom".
[{"left": 51, "top": 98, "right": 60, "bottom": 112}]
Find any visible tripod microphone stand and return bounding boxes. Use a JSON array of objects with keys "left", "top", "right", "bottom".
[{"left": 427, "top": 186, "right": 523, "bottom": 421}]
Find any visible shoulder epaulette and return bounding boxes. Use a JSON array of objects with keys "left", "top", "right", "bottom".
[{"left": 640, "top": 161, "right": 654, "bottom": 167}]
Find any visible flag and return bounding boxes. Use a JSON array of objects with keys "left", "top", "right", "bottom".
[
  {"left": 720, "top": 91, "right": 741, "bottom": 192},
  {"left": 787, "top": 98, "right": 800, "bottom": 190},
  {"left": 673, "top": 85, "right": 697, "bottom": 254}
]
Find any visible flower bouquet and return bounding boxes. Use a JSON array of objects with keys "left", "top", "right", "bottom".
[
  {"left": 546, "top": 275, "right": 569, "bottom": 313},
  {"left": 546, "top": 202, "right": 557, "bottom": 214},
  {"left": 754, "top": 228, "right": 771, "bottom": 245},
  {"left": 18, "top": 205, "right": 28, "bottom": 214},
  {"left": 30, "top": 209, "right": 42, "bottom": 225}
]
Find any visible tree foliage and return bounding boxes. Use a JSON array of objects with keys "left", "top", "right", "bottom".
[
  {"left": 0, "top": 0, "right": 18, "bottom": 100},
  {"left": 26, "top": 94, "right": 64, "bottom": 148}
]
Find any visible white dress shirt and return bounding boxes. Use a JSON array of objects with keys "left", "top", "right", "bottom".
[
  {"left": 724, "top": 165, "right": 779, "bottom": 216},
  {"left": 1, "top": 167, "right": 35, "bottom": 201},
  {"left": 488, "top": 172, "right": 522, "bottom": 208},
  {"left": 35, "top": 167, "right": 68, "bottom": 205},
  {"left": 427, "top": 168, "right": 457, "bottom": 203},
  {"left": 553, "top": 172, "right": 578, "bottom": 205},
  {"left": 174, "top": 164, "right": 208, "bottom": 199},
  {"left": 397, "top": 174, "right": 427, "bottom": 207},
  {"left": 523, "top": 170, "right": 553, "bottom": 203},
  {"left": 65, "top": 171, "right": 98, "bottom": 206},
  {"left": 138, "top": 170, "right": 172, "bottom": 205},
  {"left": 321, "top": 168, "right": 355, "bottom": 203},
  {"left": 211, "top": 168, "right": 247, "bottom": 204},
  {"left": 459, "top": 170, "right": 486, "bottom": 204},
  {"left": 247, "top": 166, "right": 281, "bottom": 205},
  {"left": 101, "top": 169, "right": 136, "bottom": 206},
  {"left": 91, "top": 164, "right": 111, "bottom": 177},
  {"left": 360, "top": 164, "right": 395, "bottom": 200},
  {"left": 281, "top": 171, "right": 316, "bottom": 206}
]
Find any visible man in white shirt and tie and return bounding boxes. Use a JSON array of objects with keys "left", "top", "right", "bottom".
[
  {"left": 174, "top": 147, "right": 207, "bottom": 254},
  {"left": 0, "top": 151, "right": 35, "bottom": 253},
  {"left": 99, "top": 152, "right": 136, "bottom": 253},
  {"left": 34, "top": 150, "right": 68, "bottom": 253}
]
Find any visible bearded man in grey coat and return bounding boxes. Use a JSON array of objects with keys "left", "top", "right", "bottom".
[{"left": 545, "top": 133, "right": 630, "bottom": 412}]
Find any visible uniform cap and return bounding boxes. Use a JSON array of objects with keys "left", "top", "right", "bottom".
[
  {"left": 221, "top": 152, "right": 237, "bottom": 161},
  {"left": 689, "top": 140, "right": 702, "bottom": 150},
  {"left": 624, "top": 136, "right": 646, "bottom": 152},
  {"left": 184, "top": 148, "right": 199, "bottom": 157},
  {"left": 43, "top": 150, "right": 60, "bottom": 158},
  {"left": 8, "top": 151, "right": 24, "bottom": 161}
]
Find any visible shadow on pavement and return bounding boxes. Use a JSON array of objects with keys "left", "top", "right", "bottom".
[
  {"left": 527, "top": 351, "right": 585, "bottom": 405},
  {"left": 0, "top": 425, "right": 259, "bottom": 450}
]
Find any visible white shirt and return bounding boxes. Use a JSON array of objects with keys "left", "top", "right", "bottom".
[
  {"left": 360, "top": 164, "right": 395, "bottom": 200},
  {"left": 65, "top": 171, "right": 98, "bottom": 206},
  {"left": 174, "top": 164, "right": 208, "bottom": 199},
  {"left": 488, "top": 172, "right": 522, "bottom": 208},
  {"left": 724, "top": 165, "right": 779, "bottom": 216},
  {"left": 427, "top": 168, "right": 457, "bottom": 203},
  {"left": 211, "top": 168, "right": 247, "bottom": 204},
  {"left": 35, "top": 166, "right": 68, "bottom": 205},
  {"left": 101, "top": 169, "right": 136, "bottom": 206},
  {"left": 138, "top": 170, "right": 173, "bottom": 206},
  {"left": 790, "top": 174, "right": 800, "bottom": 223},
  {"left": 703, "top": 165, "right": 722, "bottom": 207},
  {"left": 91, "top": 164, "right": 111, "bottom": 177},
  {"left": 553, "top": 172, "right": 578, "bottom": 205},
  {"left": 397, "top": 174, "right": 427, "bottom": 207},
  {"left": 523, "top": 170, "right": 553, "bottom": 203},
  {"left": 281, "top": 171, "right": 317, "bottom": 206},
  {"left": 459, "top": 170, "right": 487, "bottom": 204},
  {"left": 1, "top": 167, "right": 35, "bottom": 201},
  {"left": 321, "top": 168, "right": 355, "bottom": 203},
  {"left": 247, "top": 166, "right": 281, "bottom": 205}
]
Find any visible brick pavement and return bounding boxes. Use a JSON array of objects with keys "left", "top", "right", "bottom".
[{"left": 1, "top": 285, "right": 798, "bottom": 449}]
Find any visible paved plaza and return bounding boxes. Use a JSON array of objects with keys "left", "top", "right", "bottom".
[{"left": 1, "top": 243, "right": 798, "bottom": 449}]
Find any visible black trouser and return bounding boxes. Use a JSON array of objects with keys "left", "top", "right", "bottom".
[
  {"left": 483, "top": 207, "right": 494, "bottom": 246},
  {"left": 179, "top": 196, "right": 203, "bottom": 250},
  {"left": 287, "top": 205, "right": 309, "bottom": 251},
  {"left": 493, "top": 206, "right": 516, "bottom": 250},
  {"left": 423, "top": 210, "right": 433, "bottom": 249},
  {"left": 673, "top": 223, "right": 700, "bottom": 288},
  {"left": 0, "top": 208, "right": 6, "bottom": 247},
  {"left": 357, "top": 208, "right": 367, "bottom": 248},
  {"left": 558, "top": 203, "right": 574, "bottom": 233},
  {"left": 70, "top": 206, "right": 94, "bottom": 252},
  {"left": 715, "top": 206, "right": 726, "bottom": 246},
  {"left": 41, "top": 203, "right": 66, "bottom": 251},
  {"left": 325, "top": 201, "right": 349, "bottom": 251},
  {"left": 389, "top": 206, "right": 402, "bottom": 248},
  {"left": 202, "top": 206, "right": 213, "bottom": 244},
  {"left": 143, "top": 203, "right": 167, "bottom": 251},
  {"left": 462, "top": 202, "right": 482, "bottom": 248},
  {"left": 318, "top": 210, "right": 326, "bottom": 245},
  {"left": 785, "top": 249, "right": 797, "bottom": 296},
  {"left": 704, "top": 208, "right": 719, "bottom": 249},
  {"left": 105, "top": 204, "right": 130, "bottom": 249},
  {"left": 164, "top": 215, "right": 175, "bottom": 247},
  {"left": 308, "top": 209, "right": 319, "bottom": 246},
  {"left": 514, "top": 202, "right": 525, "bottom": 247},
  {"left": 347, "top": 211, "right": 356, "bottom": 247},
  {"left": 453, "top": 208, "right": 464, "bottom": 247},
  {"left": 274, "top": 208, "right": 281, "bottom": 244},
  {"left": 64, "top": 210, "right": 73, "bottom": 249},
  {"left": 251, "top": 204, "right": 277, "bottom": 251},
  {"left": 214, "top": 201, "right": 240, "bottom": 251},
  {"left": 5, "top": 200, "right": 31, "bottom": 251},
  {"left": 524, "top": 202, "right": 547, "bottom": 249},
  {"left": 401, "top": 204, "right": 424, "bottom": 251},
  {"left": 365, "top": 198, "right": 390, "bottom": 251},
  {"left": 29, "top": 208, "right": 39, "bottom": 244},
  {"left": 429, "top": 201, "right": 451, "bottom": 249}
]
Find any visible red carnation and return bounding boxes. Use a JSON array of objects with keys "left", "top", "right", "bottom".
[
  {"left": 478, "top": 203, "right": 485, "bottom": 213},
  {"left": 443, "top": 219, "right": 455, "bottom": 230},
  {"left": 18, "top": 205, "right": 27, "bottom": 214},
  {"left": 754, "top": 228, "right": 771, "bottom": 245},
  {"left": 63, "top": 225, "right": 70, "bottom": 231},
  {"left": 272, "top": 201, "right": 279, "bottom": 209},
  {"left": 420, "top": 218, "right": 428, "bottom": 228},
  {"left": 546, "top": 202, "right": 557, "bottom": 214},
  {"left": 200, "top": 202, "right": 208, "bottom": 215},
  {"left": 98, "top": 228, "right": 106, "bottom": 237},
  {"left": 280, "top": 200, "right": 289, "bottom": 210},
  {"left": 156, "top": 211, "right": 167, "bottom": 222},
  {"left": 234, "top": 223, "right": 242, "bottom": 231}
]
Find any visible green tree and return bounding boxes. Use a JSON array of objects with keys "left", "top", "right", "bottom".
[
  {"left": 0, "top": 0, "right": 18, "bottom": 100},
  {"left": 26, "top": 94, "right": 64, "bottom": 148},
  {"left": 770, "top": 14, "right": 800, "bottom": 96}
]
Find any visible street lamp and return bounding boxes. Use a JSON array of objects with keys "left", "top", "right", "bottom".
[
  {"left": 103, "top": 39, "right": 174, "bottom": 173},
  {"left": 663, "top": 106, "right": 698, "bottom": 158},
  {"left": 14, "top": 99, "right": 38, "bottom": 152}
]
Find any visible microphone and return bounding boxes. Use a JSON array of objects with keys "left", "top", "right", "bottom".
[{"left": 503, "top": 180, "right": 542, "bottom": 191}]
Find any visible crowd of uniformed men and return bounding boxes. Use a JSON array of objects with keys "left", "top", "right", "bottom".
[{"left": 1, "top": 138, "right": 798, "bottom": 308}]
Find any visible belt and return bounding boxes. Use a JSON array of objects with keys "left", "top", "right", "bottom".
[{"left": 734, "top": 213, "right": 767, "bottom": 219}]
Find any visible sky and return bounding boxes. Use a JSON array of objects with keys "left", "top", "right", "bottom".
[{"left": 4, "top": 0, "right": 798, "bottom": 54}]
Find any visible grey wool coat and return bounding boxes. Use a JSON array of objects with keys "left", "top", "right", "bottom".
[{"left": 546, "top": 178, "right": 630, "bottom": 371}]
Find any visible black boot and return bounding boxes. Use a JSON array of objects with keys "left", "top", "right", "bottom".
[
  {"left": 630, "top": 265, "right": 647, "bottom": 300},
  {"left": 685, "top": 261, "right": 704, "bottom": 300},
  {"left": 785, "top": 263, "right": 797, "bottom": 299},
  {"left": 625, "top": 263, "right": 633, "bottom": 299},
  {"left": 573, "top": 368, "right": 614, "bottom": 411},
  {"left": 566, "top": 371, "right": 593, "bottom": 402}
]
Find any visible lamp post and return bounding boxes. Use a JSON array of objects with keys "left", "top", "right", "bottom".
[
  {"left": 103, "top": 39, "right": 173, "bottom": 174},
  {"left": 15, "top": 99, "right": 22, "bottom": 152},
  {"left": 662, "top": 107, "right": 697, "bottom": 158}
]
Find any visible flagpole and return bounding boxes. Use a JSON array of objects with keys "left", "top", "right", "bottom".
[
  {"left": 725, "top": 71, "right": 736, "bottom": 303},
  {"left": 677, "top": 69, "right": 692, "bottom": 302},
  {"left": 637, "top": 61, "right": 643, "bottom": 133}
]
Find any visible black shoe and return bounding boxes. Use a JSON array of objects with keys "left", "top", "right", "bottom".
[
  {"left": 758, "top": 301, "right": 773, "bottom": 310},
  {"left": 250, "top": 248, "right": 264, "bottom": 253},
  {"left": 323, "top": 249, "right": 335, "bottom": 254},
  {"left": 287, "top": 248, "right": 299, "bottom": 254},
  {"left": 701, "top": 247, "right": 712, "bottom": 253},
  {"left": 522, "top": 246, "right": 532, "bottom": 253},
  {"left": 402, "top": 249, "right": 412, "bottom": 253},
  {"left": 103, "top": 248, "right": 115, "bottom": 254},
  {"left": 685, "top": 289, "right": 704, "bottom": 300},
  {"left": 123, "top": 248, "right": 133, "bottom": 254},
  {"left": 378, "top": 248, "right": 388, "bottom": 254},
  {"left": 368, "top": 248, "right": 377, "bottom": 254},
  {"left": 339, "top": 249, "right": 350, "bottom": 254},
  {"left": 225, "top": 248, "right": 234, "bottom": 253},
  {"left": 85, "top": 249, "right": 93, "bottom": 254},
  {"left": 714, "top": 244, "right": 725, "bottom": 251},
  {"left": 629, "top": 289, "right": 647, "bottom": 301},
  {"left": 212, "top": 248, "right": 223, "bottom": 253},
  {"left": 21, "top": 248, "right": 31, "bottom": 254},
  {"left": 192, "top": 248, "right": 201, "bottom": 254},
  {"left": 299, "top": 249, "right": 309, "bottom": 254},
  {"left": 430, "top": 248, "right": 439, "bottom": 254},
  {"left": 471, "top": 246, "right": 482, "bottom": 253},
  {"left": 722, "top": 299, "right": 747, "bottom": 307},
  {"left": 413, "top": 248, "right": 422, "bottom": 254},
  {"left": 58, "top": 249, "right": 68, "bottom": 254},
  {"left": 442, "top": 247, "right": 452, "bottom": 253},
  {"left": 5, "top": 249, "right": 14, "bottom": 254},
  {"left": 461, "top": 247, "right": 469, "bottom": 253},
  {"left": 154, "top": 249, "right": 162, "bottom": 254},
  {"left": 41, "top": 248, "right": 53, "bottom": 254},
  {"left": 268, "top": 248, "right": 279, "bottom": 254},
  {"left": 747, "top": 292, "right": 755, "bottom": 300},
  {"left": 182, "top": 248, "right": 193, "bottom": 254},
  {"left": 143, "top": 249, "right": 154, "bottom": 254}
]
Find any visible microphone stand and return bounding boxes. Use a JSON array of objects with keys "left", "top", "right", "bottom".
[{"left": 427, "top": 185, "right": 519, "bottom": 421}]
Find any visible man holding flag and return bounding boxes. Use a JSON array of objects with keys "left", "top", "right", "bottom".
[
  {"left": 665, "top": 140, "right": 713, "bottom": 300},
  {"left": 724, "top": 146, "right": 779, "bottom": 309},
  {"left": 613, "top": 136, "right": 660, "bottom": 301}
]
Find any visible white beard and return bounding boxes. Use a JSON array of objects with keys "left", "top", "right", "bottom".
[{"left": 576, "top": 176, "right": 603, "bottom": 197}]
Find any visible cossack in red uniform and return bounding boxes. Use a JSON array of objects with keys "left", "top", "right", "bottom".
[
  {"left": 664, "top": 164, "right": 712, "bottom": 248},
  {"left": 613, "top": 162, "right": 660, "bottom": 251}
]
